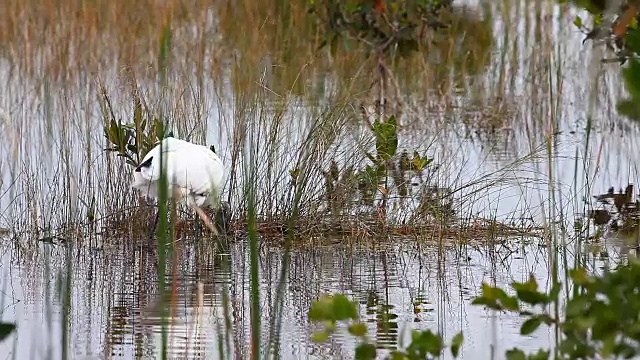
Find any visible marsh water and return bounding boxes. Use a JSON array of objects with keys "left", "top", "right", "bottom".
[
  {"left": 1, "top": 236, "right": 633, "bottom": 359},
  {"left": 1, "top": 0, "right": 640, "bottom": 359}
]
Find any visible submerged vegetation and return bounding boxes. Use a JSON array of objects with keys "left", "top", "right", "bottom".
[{"left": 0, "top": 0, "right": 640, "bottom": 358}]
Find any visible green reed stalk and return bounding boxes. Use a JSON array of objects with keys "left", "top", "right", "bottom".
[
  {"left": 61, "top": 225, "right": 72, "bottom": 360},
  {"left": 248, "top": 183, "right": 261, "bottom": 360},
  {"left": 155, "top": 13, "right": 174, "bottom": 359},
  {"left": 245, "top": 117, "right": 261, "bottom": 360},
  {"left": 221, "top": 258, "right": 233, "bottom": 358},
  {"left": 157, "top": 137, "right": 169, "bottom": 360},
  {"left": 158, "top": 23, "right": 173, "bottom": 90},
  {"left": 61, "top": 121, "right": 73, "bottom": 360}
]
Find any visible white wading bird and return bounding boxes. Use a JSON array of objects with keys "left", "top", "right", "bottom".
[{"left": 131, "top": 137, "right": 225, "bottom": 235}]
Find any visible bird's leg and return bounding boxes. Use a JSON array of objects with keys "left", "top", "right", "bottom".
[{"left": 191, "top": 204, "right": 219, "bottom": 236}]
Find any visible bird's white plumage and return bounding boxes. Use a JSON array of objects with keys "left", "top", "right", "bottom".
[{"left": 132, "top": 137, "right": 225, "bottom": 209}]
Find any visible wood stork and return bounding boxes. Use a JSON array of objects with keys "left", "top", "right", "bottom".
[{"left": 131, "top": 137, "right": 225, "bottom": 236}]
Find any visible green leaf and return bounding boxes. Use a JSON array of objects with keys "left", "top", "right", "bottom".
[
  {"left": 479, "top": 283, "right": 519, "bottom": 311},
  {"left": 626, "top": 28, "right": 640, "bottom": 51},
  {"left": 108, "top": 119, "right": 119, "bottom": 143},
  {"left": 514, "top": 289, "right": 548, "bottom": 306},
  {"left": 573, "top": 315, "right": 596, "bottom": 330},
  {"left": 389, "top": 352, "right": 407, "bottom": 360},
  {"left": 573, "top": 15, "right": 583, "bottom": 29},
  {"left": 118, "top": 127, "right": 127, "bottom": 148},
  {"left": 348, "top": 322, "right": 368, "bottom": 337},
  {"left": 520, "top": 316, "right": 542, "bottom": 335},
  {"left": 594, "top": 14, "right": 603, "bottom": 26},
  {"left": 332, "top": 294, "right": 358, "bottom": 320},
  {"left": 569, "top": 268, "right": 589, "bottom": 285},
  {"left": 412, "top": 151, "right": 427, "bottom": 171},
  {"left": 134, "top": 101, "right": 143, "bottom": 126},
  {"left": 408, "top": 329, "right": 444, "bottom": 356},
  {"left": 505, "top": 348, "right": 526, "bottom": 360},
  {"left": 354, "top": 343, "right": 377, "bottom": 360},
  {"left": 311, "top": 330, "right": 330, "bottom": 343},
  {"left": 500, "top": 294, "right": 520, "bottom": 311},
  {"left": 450, "top": 332, "right": 464, "bottom": 358},
  {"left": 622, "top": 60, "right": 640, "bottom": 99},
  {"left": 511, "top": 274, "right": 539, "bottom": 292},
  {"left": 373, "top": 115, "right": 398, "bottom": 161},
  {"left": 471, "top": 295, "right": 497, "bottom": 309},
  {"left": 0, "top": 322, "right": 16, "bottom": 341},
  {"left": 308, "top": 296, "right": 333, "bottom": 321},
  {"left": 601, "top": 336, "right": 616, "bottom": 357},
  {"left": 617, "top": 99, "right": 640, "bottom": 120},
  {"left": 511, "top": 274, "right": 549, "bottom": 305},
  {"left": 323, "top": 320, "right": 336, "bottom": 333},
  {"left": 565, "top": 296, "right": 588, "bottom": 317},
  {"left": 529, "top": 349, "right": 550, "bottom": 360}
]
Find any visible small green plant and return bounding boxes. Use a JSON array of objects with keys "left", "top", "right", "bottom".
[
  {"left": 399, "top": 150, "right": 432, "bottom": 173},
  {"left": 308, "top": 293, "right": 463, "bottom": 359},
  {"left": 311, "top": 260, "right": 640, "bottom": 359},
  {"left": 101, "top": 93, "right": 173, "bottom": 167},
  {"left": 370, "top": 115, "right": 399, "bottom": 162},
  {"left": 474, "top": 259, "right": 640, "bottom": 359},
  {"left": 360, "top": 114, "right": 434, "bottom": 200},
  {"left": 362, "top": 115, "right": 432, "bottom": 179},
  {"left": 323, "top": 114, "right": 436, "bottom": 214}
]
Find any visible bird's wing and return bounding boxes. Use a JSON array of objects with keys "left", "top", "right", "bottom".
[
  {"left": 134, "top": 138, "right": 188, "bottom": 183},
  {"left": 171, "top": 145, "right": 225, "bottom": 197},
  {"left": 131, "top": 138, "right": 225, "bottom": 204}
]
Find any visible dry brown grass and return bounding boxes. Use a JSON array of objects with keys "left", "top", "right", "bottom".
[
  {"left": 0, "top": 0, "right": 498, "bottom": 123},
  {"left": 0, "top": 0, "right": 494, "bottom": 97},
  {"left": 0, "top": 0, "right": 216, "bottom": 81}
]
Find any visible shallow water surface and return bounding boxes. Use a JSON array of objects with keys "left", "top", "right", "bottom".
[{"left": 0, "top": 235, "right": 627, "bottom": 359}]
